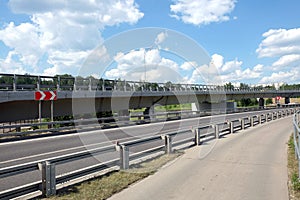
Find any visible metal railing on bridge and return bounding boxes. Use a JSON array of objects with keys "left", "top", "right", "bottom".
[
  {"left": 0, "top": 73, "right": 297, "bottom": 93},
  {"left": 0, "top": 108, "right": 297, "bottom": 199}
]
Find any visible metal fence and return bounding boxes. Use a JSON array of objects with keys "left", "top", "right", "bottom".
[
  {"left": 0, "top": 106, "right": 290, "bottom": 139},
  {"left": 293, "top": 110, "right": 300, "bottom": 179},
  {"left": 1, "top": 73, "right": 299, "bottom": 93},
  {"left": 0, "top": 108, "right": 297, "bottom": 199}
]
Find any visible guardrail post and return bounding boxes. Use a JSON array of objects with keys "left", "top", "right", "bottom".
[
  {"left": 193, "top": 128, "right": 200, "bottom": 145},
  {"left": 16, "top": 126, "right": 21, "bottom": 132},
  {"left": 39, "top": 161, "right": 56, "bottom": 197},
  {"left": 250, "top": 117, "right": 254, "bottom": 127},
  {"left": 120, "top": 145, "right": 129, "bottom": 170},
  {"left": 73, "top": 77, "right": 77, "bottom": 91},
  {"left": 124, "top": 81, "right": 127, "bottom": 92},
  {"left": 241, "top": 119, "right": 245, "bottom": 130},
  {"left": 214, "top": 124, "right": 219, "bottom": 139},
  {"left": 298, "top": 127, "right": 300, "bottom": 178},
  {"left": 264, "top": 114, "right": 267, "bottom": 122},
  {"left": 230, "top": 122, "right": 234, "bottom": 133},
  {"left": 88, "top": 78, "right": 92, "bottom": 91},
  {"left": 270, "top": 113, "right": 273, "bottom": 120},
  {"left": 164, "top": 135, "right": 173, "bottom": 154},
  {"left": 13, "top": 74, "right": 17, "bottom": 91},
  {"left": 257, "top": 115, "right": 261, "bottom": 124},
  {"left": 37, "top": 76, "right": 41, "bottom": 91},
  {"left": 57, "top": 76, "right": 60, "bottom": 91}
]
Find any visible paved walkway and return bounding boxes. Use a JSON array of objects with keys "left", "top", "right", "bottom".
[{"left": 109, "top": 117, "right": 292, "bottom": 200}]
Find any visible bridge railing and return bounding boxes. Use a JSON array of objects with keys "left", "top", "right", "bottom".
[
  {"left": 0, "top": 108, "right": 297, "bottom": 199},
  {"left": 293, "top": 110, "right": 300, "bottom": 179},
  {"left": 1, "top": 73, "right": 299, "bottom": 93}
]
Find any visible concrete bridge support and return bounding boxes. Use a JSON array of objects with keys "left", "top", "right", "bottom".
[
  {"left": 259, "top": 98, "right": 265, "bottom": 109},
  {"left": 143, "top": 106, "right": 155, "bottom": 120},
  {"left": 285, "top": 97, "right": 290, "bottom": 104},
  {"left": 118, "top": 110, "right": 130, "bottom": 121}
]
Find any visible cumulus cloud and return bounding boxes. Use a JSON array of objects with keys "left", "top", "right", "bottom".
[
  {"left": 0, "top": 0, "right": 144, "bottom": 75},
  {"left": 260, "top": 69, "right": 300, "bottom": 84},
  {"left": 272, "top": 54, "right": 300, "bottom": 69},
  {"left": 190, "top": 54, "right": 262, "bottom": 83},
  {"left": 155, "top": 31, "right": 168, "bottom": 46},
  {"left": 0, "top": 51, "right": 26, "bottom": 74},
  {"left": 105, "top": 48, "right": 182, "bottom": 83},
  {"left": 256, "top": 28, "right": 300, "bottom": 58},
  {"left": 170, "top": 0, "right": 237, "bottom": 26},
  {"left": 253, "top": 64, "right": 263, "bottom": 72},
  {"left": 180, "top": 61, "right": 197, "bottom": 71},
  {"left": 256, "top": 28, "right": 300, "bottom": 83}
]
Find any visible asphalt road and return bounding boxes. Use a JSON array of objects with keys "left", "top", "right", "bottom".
[
  {"left": 0, "top": 108, "right": 293, "bottom": 192},
  {"left": 109, "top": 114, "right": 292, "bottom": 200}
]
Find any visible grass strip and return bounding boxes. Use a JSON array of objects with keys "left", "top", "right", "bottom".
[
  {"left": 288, "top": 134, "right": 300, "bottom": 199},
  {"left": 44, "top": 152, "right": 182, "bottom": 200}
]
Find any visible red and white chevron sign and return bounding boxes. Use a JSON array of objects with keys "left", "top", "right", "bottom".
[{"left": 35, "top": 91, "right": 57, "bottom": 101}]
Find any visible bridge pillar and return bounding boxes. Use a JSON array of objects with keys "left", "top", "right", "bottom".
[
  {"left": 143, "top": 106, "right": 155, "bottom": 120},
  {"left": 118, "top": 110, "right": 130, "bottom": 121},
  {"left": 285, "top": 97, "right": 290, "bottom": 105},
  {"left": 259, "top": 98, "right": 265, "bottom": 109}
]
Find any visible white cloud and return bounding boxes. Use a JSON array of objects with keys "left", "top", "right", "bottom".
[
  {"left": 256, "top": 28, "right": 300, "bottom": 83},
  {"left": 0, "top": 22, "right": 43, "bottom": 70},
  {"left": 253, "top": 64, "right": 263, "bottom": 72},
  {"left": 170, "top": 0, "right": 237, "bottom": 26},
  {"left": 256, "top": 28, "right": 300, "bottom": 58},
  {"left": 0, "top": 0, "right": 144, "bottom": 75},
  {"left": 211, "top": 54, "right": 224, "bottom": 68},
  {"left": 272, "top": 54, "right": 300, "bottom": 69},
  {"left": 221, "top": 58, "right": 242, "bottom": 73},
  {"left": 260, "top": 69, "right": 300, "bottom": 84},
  {"left": 189, "top": 54, "right": 262, "bottom": 83},
  {"left": 180, "top": 61, "right": 197, "bottom": 71},
  {"left": 155, "top": 32, "right": 168, "bottom": 46},
  {"left": 105, "top": 48, "right": 182, "bottom": 83},
  {"left": 0, "top": 51, "right": 26, "bottom": 74}
]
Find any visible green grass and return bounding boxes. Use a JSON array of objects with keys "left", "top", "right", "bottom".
[
  {"left": 44, "top": 153, "right": 182, "bottom": 200},
  {"left": 287, "top": 134, "right": 300, "bottom": 199}
]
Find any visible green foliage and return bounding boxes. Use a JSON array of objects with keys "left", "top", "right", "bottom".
[
  {"left": 264, "top": 84, "right": 276, "bottom": 90},
  {"left": 266, "top": 98, "right": 273, "bottom": 105},
  {"left": 238, "top": 98, "right": 258, "bottom": 107},
  {"left": 280, "top": 83, "right": 300, "bottom": 90},
  {"left": 240, "top": 83, "right": 250, "bottom": 90},
  {"left": 292, "top": 173, "right": 300, "bottom": 191},
  {"left": 224, "top": 82, "right": 234, "bottom": 90}
]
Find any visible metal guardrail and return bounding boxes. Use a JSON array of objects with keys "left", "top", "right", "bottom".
[
  {"left": 0, "top": 108, "right": 297, "bottom": 199},
  {"left": 1, "top": 73, "right": 300, "bottom": 93},
  {"left": 0, "top": 106, "right": 293, "bottom": 138},
  {"left": 293, "top": 110, "right": 300, "bottom": 179}
]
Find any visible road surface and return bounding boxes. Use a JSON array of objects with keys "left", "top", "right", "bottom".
[
  {"left": 109, "top": 115, "right": 291, "bottom": 200},
  {"left": 0, "top": 109, "right": 292, "bottom": 192}
]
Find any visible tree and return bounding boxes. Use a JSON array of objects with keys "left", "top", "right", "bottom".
[
  {"left": 266, "top": 98, "right": 273, "bottom": 105},
  {"left": 224, "top": 82, "right": 234, "bottom": 90},
  {"left": 240, "top": 83, "right": 250, "bottom": 90}
]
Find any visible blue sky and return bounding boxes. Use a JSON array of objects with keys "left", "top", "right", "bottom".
[{"left": 0, "top": 0, "right": 300, "bottom": 85}]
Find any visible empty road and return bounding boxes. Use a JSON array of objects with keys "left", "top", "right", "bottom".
[{"left": 110, "top": 115, "right": 292, "bottom": 200}]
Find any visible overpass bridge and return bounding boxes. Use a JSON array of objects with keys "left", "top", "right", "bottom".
[{"left": 0, "top": 73, "right": 300, "bottom": 123}]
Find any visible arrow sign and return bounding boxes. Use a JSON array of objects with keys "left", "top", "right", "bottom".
[{"left": 35, "top": 91, "right": 57, "bottom": 101}]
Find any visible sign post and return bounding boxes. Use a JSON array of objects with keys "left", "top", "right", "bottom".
[{"left": 35, "top": 91, "right": 57, "bottom": 127}]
